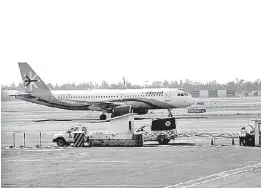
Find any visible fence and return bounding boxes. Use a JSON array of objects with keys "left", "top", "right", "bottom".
[
  {"left": 177, "top": 132, "right": 239, "bottom": 146},
  {"left": 2, "top": 132, "right": 56, "bottom": 148}
]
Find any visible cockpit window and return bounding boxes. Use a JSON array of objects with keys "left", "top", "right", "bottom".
[{"left": 178, "top": 93, "right": 188, "bottom": 96}]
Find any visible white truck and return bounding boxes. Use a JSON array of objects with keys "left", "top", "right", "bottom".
[
  {"left": 52, "top": 125, "right": 89, "bottom": 146},
  {"left": 135, "top": 118, "right": 177, "bottom": 145}
]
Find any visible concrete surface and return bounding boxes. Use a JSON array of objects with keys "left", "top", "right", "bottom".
[
  {"left": 1, "top": 98, "right": 261, "bottom": 187},
  {"left": 2, "top": 145, "right": 261, "bottom": 187}
]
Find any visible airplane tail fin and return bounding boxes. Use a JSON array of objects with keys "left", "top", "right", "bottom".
[{"left": 18, "top": 62, "right": 52, "bottom": 100}]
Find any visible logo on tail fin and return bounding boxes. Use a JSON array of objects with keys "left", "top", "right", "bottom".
[{"left": 23, "top": 72, "right": 40, "bottom": 91}]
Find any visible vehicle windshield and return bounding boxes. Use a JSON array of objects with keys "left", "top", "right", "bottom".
[
  {"left": 68, "top": 127, "right": 77, "bottom": 132},
  {"left": 136, "top": 126, "right": 147, "bottom": 132}
]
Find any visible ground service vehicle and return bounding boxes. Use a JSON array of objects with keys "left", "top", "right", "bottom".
[
  {"left": 53, "top": 125, "right": 88, "bottom": 146},
  {"left": 135, "top": 118, "right": 177, "bottom": 145},
  {"left": 188, "top": 107, "right": 206, "bottom": 113}
]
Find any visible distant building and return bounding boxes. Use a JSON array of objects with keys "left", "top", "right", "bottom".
[{"left": 190, "top": 89, "right": 236, "bottom": 98}]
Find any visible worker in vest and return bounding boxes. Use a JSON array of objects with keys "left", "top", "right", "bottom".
[{"left": 239, "top": 127, "right": 247, "bottom": 146}]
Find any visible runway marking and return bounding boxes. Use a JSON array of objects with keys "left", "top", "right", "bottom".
[
  {"left": 24, "top": 149, "right": 66, "bottom": 152},
  {"left": 1, "top": 185, "right": 166, "bottom": 187},
  {"left": 79, "top": 160, "right": 131, "bottom": 163},
  {"left": 68, "top": 185, "right": 167, "bottom": 187},
  {"left": 2, "top": 159, "right": 42, "bottom": 162},
  {"left": 2, "top": 158, "right": 131, "bottom": 163},
  {"left": 164, "top": 162, "right": 261, "bottom": 188}
]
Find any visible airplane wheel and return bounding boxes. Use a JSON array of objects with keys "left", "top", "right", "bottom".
[{"left": 100, "top": 114, "right": 107, "bottom": 120}]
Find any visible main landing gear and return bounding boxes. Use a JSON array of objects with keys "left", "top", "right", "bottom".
[
  {"left": 100, "top": 113, "right": 107, "bottom": 120},
  {"left": 168, "top": 109, "right": 173, "bottom": 118}
]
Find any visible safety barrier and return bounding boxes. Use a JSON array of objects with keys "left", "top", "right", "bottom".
[
  {"left": 178, "top": 132, "right": 239, "bottom": 146},
  {"left": 2, "top": 132, "right": 55, "bottom": 149},
  {"left": 74, "top": 133, "right": 84, "bottom": 147}
]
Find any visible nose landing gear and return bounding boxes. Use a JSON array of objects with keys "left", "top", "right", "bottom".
[{"left": 168, "top": 109, "right": 173, "bottom": 118}]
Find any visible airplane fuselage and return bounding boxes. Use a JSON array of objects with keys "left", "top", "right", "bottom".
[{"left": 16, "top": 88, "right": 194, "bottom": 111}]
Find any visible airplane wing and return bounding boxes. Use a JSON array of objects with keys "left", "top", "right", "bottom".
[
  {"left": 60, "top": 97, "right": 162, "bottom": 110},
  {"left": 61, "top": 98, "right": 125, "bottom": 109}
]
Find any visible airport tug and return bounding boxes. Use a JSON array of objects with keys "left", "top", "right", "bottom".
[{"left": 53, "top": 125, "right": 90, "bottom": 147}]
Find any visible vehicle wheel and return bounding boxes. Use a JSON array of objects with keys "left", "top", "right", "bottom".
[
  {"left": 57, "top": 138, "right": 66, "bottom": 147},
  {"left": 100, "top": 114, "right": 107, "bottom": 120},
  {"left": 163, "top": 138, "right": 170, "bottom": 145},
  {"left": 65, "top": 142, "right": 71, "bottom": 146},
  {"left": 111, "top": 113, "right": 116, "bottom": 118},
  {"left": 158, "top": 135, "right": 165, "bottom": 145}
]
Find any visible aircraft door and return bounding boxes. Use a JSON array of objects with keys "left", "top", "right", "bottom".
[
  {"left": 47, "top": 91, "right": 53, "bottom": 102},
  {"left": 48, "top": 95, "right": 52, "bottom": 102},
  {"left": 165, "top": 90, "right": 171, "bottom": 102}
]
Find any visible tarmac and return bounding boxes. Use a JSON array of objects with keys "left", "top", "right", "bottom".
[
  {"left": 2, "top": 144, "right": 261, "bottom": 187},
  {"left": 1, "top": 98, "right": 261, "bottom": 187}
]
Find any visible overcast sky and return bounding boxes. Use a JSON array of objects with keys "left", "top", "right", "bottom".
[{"left": 0, "top": 0, "right": 260, "bottom": 86}]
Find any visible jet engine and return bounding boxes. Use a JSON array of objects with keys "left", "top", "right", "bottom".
[{"left": 112, "top": 105, "right": 133, "bottom": 117}]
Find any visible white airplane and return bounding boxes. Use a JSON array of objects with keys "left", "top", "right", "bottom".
[{"left": 12, "top": 62, "right": 195, "bottom": 120}]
